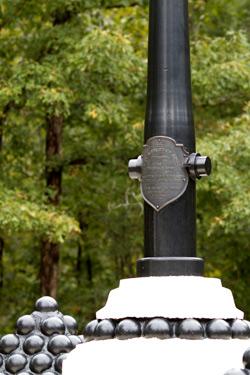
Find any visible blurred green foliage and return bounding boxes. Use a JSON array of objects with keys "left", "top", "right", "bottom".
[{"left": 0, "top": 0, "right": 249, "bottom": 332}]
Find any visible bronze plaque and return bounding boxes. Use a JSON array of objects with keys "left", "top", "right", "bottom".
[{"left": 141, "top": 136, "right": 189, "bottom": 211}]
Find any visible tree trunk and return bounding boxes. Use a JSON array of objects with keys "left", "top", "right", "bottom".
[
  {"left": 0, "top": 238, "right": 4, "bottom": 288},
  {"left": 40, "top": 240, "right": 60, "bottom": 297},
  {"left": 76, "top": 217, "right": 92, "bottom": 285},
  {"left": 40, "top": 115, "right": 63, "bottom": 297},
  {"left": 0, "top": 107, "right": 7, "bottom": 289}
]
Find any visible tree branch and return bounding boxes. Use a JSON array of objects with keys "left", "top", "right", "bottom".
[
  {"left": 68, "top": 158, "right": 87, "bottom": 166},
  {"left": 104, "top": 2, "right": 144, "bottom": 10}
]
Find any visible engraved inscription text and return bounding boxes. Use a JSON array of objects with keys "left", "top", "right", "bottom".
[{"left": 141, "top": 137, "right": 188, "bottom": 211}]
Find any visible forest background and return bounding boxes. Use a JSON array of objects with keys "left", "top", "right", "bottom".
[{"left": 0, "top": 0, "right": 249, "bottom": 332}]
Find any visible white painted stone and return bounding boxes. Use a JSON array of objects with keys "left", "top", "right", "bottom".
[
  {"left": 97, "top": 276, "right": 243, "bottom": 320},
  {"left": 63, "top": 338, "right": 250, "bottom": 375},
  {"left": 63, "top": 276, "right": 248, "bottom": 374}
]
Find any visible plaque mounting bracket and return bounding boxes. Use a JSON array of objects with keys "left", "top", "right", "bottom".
[{"left": 128, "top": 136, "right": 211, "bottom": 212}]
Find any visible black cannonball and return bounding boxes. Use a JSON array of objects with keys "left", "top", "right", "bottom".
[
  {"left": 176, "top": 319, "right": 204, "bottom": 340},
  {"left": 68, "top": 335, "right": 82, "bottom": 348},
  {"left": 95, "top": 320, "right": 115, "bottom": 340},
  {"left": 16, "top": 315, "right": 36, "bottom": 335},
  {"left": 0, "top": 334, "right": 19, "bottom": 354},
  {"left": 35, "top": 297, "right": 58, "bottom": 313},
  {"left": 232, "top": 320, "right": 250, "bottom": 339},
  {"left": 23, "top": 335, "right": 45, "bottom": 354},
  {"left": 30, "top": 353, "right": 53, "bottom": 373},
  {"left": 55, "top": 353, "right": 68, "bottom": 373},
  {"left": 63, "top": 316, "right": 78, "bottom": 335},
  {"left": 116, "top": 319, "right": 141, "bottom": 340},
  {"left": 144, "top": 318, "right": 171, "bottom": 339},
  {"left": 243, "top": 348, "right": 250, "bottom": 369},
  {"left": 84, "top": 320, "right": 98, "bottom": 340},
  {"left": 206, "top": 319, "right": 232, "bottom": 339},
  {"left": 48, "top": 335, "right": 74, "bottom": 355},
  {"left": 41, "top": 317, "right": 65, "bottom": 336},
  {"left": 6, "top": 353, "right": 27, "bottom": 373}
]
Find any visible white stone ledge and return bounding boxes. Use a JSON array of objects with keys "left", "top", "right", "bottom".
[
  {"left": 63, "top": 338, "right": 250, "bottom": 375},
  {"left": 97, "top": 276, "right": 243, "bottom": 320}
]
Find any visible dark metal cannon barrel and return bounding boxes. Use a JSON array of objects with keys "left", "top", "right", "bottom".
[
  {"left": 145, "top": 0, "right": 194, "bottom": 148},
  {"left": 136, "top": 0, "right": 205, "bottom": 276}
]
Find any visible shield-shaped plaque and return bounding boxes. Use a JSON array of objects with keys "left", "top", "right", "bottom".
[{"left": 141, "top": 136, "right": 189, "bottom": 211}]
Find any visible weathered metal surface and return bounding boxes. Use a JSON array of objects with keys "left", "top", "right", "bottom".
[
  {"left": 0, "top": 297, "right": 82, "bottom": 374},
  {"left": 85, "top": 318, "right": 250, "bottom": 341},
  {"left": 142, "top": 0, "right": 198, "bottom": 262},
  {"left": 141, "top": 136, "right": 188, "bottom": 211}
]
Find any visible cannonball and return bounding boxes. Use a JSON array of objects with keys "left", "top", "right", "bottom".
[
  {"left": 243, "top": 348, "right": 250, "bottom": 369},
  {"left": 95, "top": 320, "right": 115, "bottom": 340},
  {"left": 68, "top": 335, "right": 82, "bottom": 348},
  {"left": 206, "top": 319, "right": 231, "bottom": 339},
  {"left": 16, "top": 315, "right": 36, "bottom": 335},
  {"left": 35, "top": 297, "right": 58, "bottom": 313},
  {"left": 6, "top": 353, "right": 27, "bottom": 373},
  {"left": 0, "top": 334, "right": 19, "bottom": 354},
  {"left": 55, "top": 353, "right": 68, "bottom": 373},
  {"left": 47, "top": 335, "right": 74, "bottom": 355},
  {"left": 23, "top": 335, "right": 45, "bottom": 354},
  {"left": 232, "top": 320, "right": 250, "bottom": 339},
  {"left": 63, "top": 316, "right": 78, "bottom": 335},
  {"left": 116, "top": 319, "right": 141, "bottom": 340},
  {"left": 144, "top": 318, "right": 171, "bottom": 339},
  {"left": 41, "top": 317, "right": 65, "bottom": 336},
  {"left": 30, "top": 353, "right": 53, "bottom": 373},
  {"left": 176, "top": 319, "right": 204, "bottom": 340},
  {"left": 84, "top": 320, "right": 98, "bottom": 340}
]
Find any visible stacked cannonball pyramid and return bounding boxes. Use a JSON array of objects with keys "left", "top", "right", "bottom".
[
  {"left": 224, "top": 348, "right": 250, "bottom": 375},
  {"left": 0, "top": 297, "right": 82, "bottom": 374}
]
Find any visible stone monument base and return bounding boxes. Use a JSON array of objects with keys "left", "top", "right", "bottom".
[
  {"left": 63, "top": 337, "right": 250, "bottom": 375},
  {"left": 63, "top": 277, "right": 250, "bottom": 375}
]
